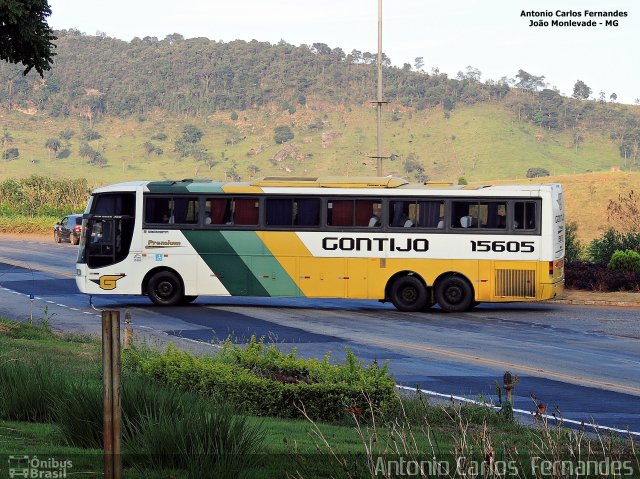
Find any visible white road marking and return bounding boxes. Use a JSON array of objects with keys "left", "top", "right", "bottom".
[{"left": 395, "top": 385, "right": 640, "bottom": 437}]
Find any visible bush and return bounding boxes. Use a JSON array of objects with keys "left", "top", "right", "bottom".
[
  {"left": 608, "top": 250, "right": 640, "bottom": 272},
  {"left": 565, "top": 221, "right": 583, "bottom": 262},
  {"left": 526, "top": 167, "right": 550, "bottom": 178},
  {"left": 274, "top": 125, "right": 294, "bottom": 144},
  {"left": 2, "top": 147, "right": 19, "bottom": 160},
  {"left": 587, "top": 228, "right": 640, "bottom": 264},
  {"left": 126, "top": 339, "right": 397, "bottom": 422},
  {"left": 565, "top": 262, "right": 640, "bottom": 291}
]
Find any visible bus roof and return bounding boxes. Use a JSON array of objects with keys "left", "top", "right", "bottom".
[{"left": 93, "top": 177, "right": 561, "bottom": 196}]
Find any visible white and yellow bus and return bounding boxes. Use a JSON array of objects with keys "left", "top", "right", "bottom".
[{"left": 75, "top": 177, "right": 564, "bottom": 312}]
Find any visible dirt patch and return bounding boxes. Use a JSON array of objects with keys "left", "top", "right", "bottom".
[{"left": 0, "top": 232, "right": 52, "bottom": 242}]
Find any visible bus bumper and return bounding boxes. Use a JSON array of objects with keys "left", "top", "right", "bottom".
[{"left": 540, "top": 279, "right": 564, "bottom": 300}]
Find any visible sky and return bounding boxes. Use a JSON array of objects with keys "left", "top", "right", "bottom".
[{"left": 48, "top": 0, "right": 639, "bottom": 104}]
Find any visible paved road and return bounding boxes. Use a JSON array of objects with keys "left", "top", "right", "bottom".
[{"left": 0, "top": 237, "right": 638, "bottom": 433}]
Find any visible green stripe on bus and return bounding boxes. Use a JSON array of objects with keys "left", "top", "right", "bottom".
[
  {"left": 182, "top": 230, "right": 301, "bottom": 297},
  {"left": 146, "top": 181, "right": 225, "bottom": 194},
  {"left": 220, "top": 231, "right": 303, "bottom": 298}
]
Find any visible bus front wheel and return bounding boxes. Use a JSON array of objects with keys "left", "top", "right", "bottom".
[
  {"left": 390, "top": 276, "right": 428, "bottom": 312},
  {"left": 148, "top": 271, "right": 183, "bottom": 306},
  {"left": 435, "top": 276, "right": 473, "bottom": 312}
]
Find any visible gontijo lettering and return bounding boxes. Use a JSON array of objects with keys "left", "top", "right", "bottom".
[{"left": 322, "top": 236, "right": 429, "bottom": 252}]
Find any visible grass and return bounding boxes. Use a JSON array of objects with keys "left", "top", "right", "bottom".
[
  {"left": 0, "top": 317, "right": 637, "bottom": 478},
  {"left": 0, "top": 101, "right": 632, "bottom": 186}
]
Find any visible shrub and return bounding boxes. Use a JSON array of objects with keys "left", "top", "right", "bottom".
[
  {"left": 127, "top": 340, "right": 397, "bottom": 422},
  {"left": 82, "top": 129, "right": 102, "bottom": 141},
  {"left": 587, "top": 228, "right": 640, "bottom": 264},
  {"left": 608, "top": 250, "right": 640, "bottom": 272},
  {"left": 274, "top": 125, "right": 294, "bottom": 144},
  {"left": 565, "top": 221, "right": 583, "bottom": 262},
  {"left": 2, "top": 147, "right": 19, "bottom": 160},
  {"left": 150, "top": 132, "right": 167, "bottom": 141},
  {"left": 565, "top": 262, "right": 640, "bottom": 292},
  {"left": 526, "top": 167, "right": 550, "bottom": 178}
]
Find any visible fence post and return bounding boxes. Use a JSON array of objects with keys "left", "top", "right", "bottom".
[{"left": 102, "top": 310, "right": 122, "bottom": 479}]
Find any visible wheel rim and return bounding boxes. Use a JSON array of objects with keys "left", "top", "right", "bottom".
[
  {"left": 444, "top": 285, "right": 463, "bottom": 305},
  {"left": 400, "top": 286, "right": 418, "bottom": 304},
  {"left": 156, "top": 280, "right": 176, "bottom": 299}
]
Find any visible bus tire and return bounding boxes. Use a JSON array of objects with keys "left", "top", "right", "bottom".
[
  {"left": 390, "top": 276, "right": 428, "bottom": 312},
  {"left": 435, "top": 276, "right": 473, "bottom": 312},
  {"left": 148, "top": 271, "right": 183, "bottom": 306}
]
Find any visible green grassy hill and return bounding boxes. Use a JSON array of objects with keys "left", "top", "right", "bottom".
[{"left": 0, "top": 101, "right": 626, "bottom": 185}]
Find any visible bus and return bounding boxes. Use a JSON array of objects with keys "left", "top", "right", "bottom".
[{"left": 75, "top": 177, "right": 564, "bottom": 312}]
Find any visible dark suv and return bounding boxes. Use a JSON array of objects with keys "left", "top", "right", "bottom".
[{"left": 54, "top": 214, "right": 83, "bottom": 245}]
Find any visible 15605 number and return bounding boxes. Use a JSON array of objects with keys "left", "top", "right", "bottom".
[{"left": 470, "top": 240, "right": 535, "bottom": 253}]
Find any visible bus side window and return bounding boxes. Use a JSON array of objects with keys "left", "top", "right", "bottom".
[
  {"left": 233, "top": 198, "right": 259, "bottom": 225},
  {"left": 416, "top": 200, "right": 444, "bottom": 228},
  {"left": 480, "top": 202, "right": 507, "bottom": 229},
  {"left": 205, "top": 198, "right": 230, "bottom": 225},
  {"left": 266, "top": 198, "right": 293, "bottom": 226},
  {"left": 514, "top": 201, "right": 537, "bottom": 230},
  {"left": 328, "top": 200, "right": 354, "bottom": 226},
  {"left": 295, "top": 198, "right": 320, "bottom": 226},
  {"left": 452, "top": 201, "right": 478, "bottom": 228},
  {"left": 390, "top": 201, "right": 412, "bottom": 227}
]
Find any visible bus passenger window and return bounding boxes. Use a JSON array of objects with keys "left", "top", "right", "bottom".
[
  {"left": 416, "top": 201, "right": 444, "bottom": 228},
  {"left": 480, "top": 202, "right": 507, "bottom": 229},
  {"left": 205, "top": 198, "right": 231, "bottom": 225},
  {"left": 295, "top": 198, "right": 320, "bottom": 226},
  {"left": 266, "top": 198, "right": 293, "bottom": 226},
  {"left": 172, "top": 198, "right": 199, "bottom": 224},
  {"left": 327, "top": 199, "right": 381, "bottom": 227},
  {"left": 233, "top": 198, "right": 259, "bottom": 225},
  {"left": 514, "top": 202, "right": 537, "bottom": 230},
  {"left": 452, "top": 202, "right": 478, "bottom": 229},
  {"left": 390, "top": 201, "right": 413, "bottom": 227}
]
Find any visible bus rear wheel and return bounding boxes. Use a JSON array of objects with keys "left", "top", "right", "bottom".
[
  {"left": 148, "top": 271, "right": 183, "bottom": 306},
  {"left": 435, "top": 276, "right": 473, "bottom": 312},
  {"left": 390, "top": 275, "right": 428, "bottom": 312}
]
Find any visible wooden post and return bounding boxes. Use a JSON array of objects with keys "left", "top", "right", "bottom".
[
  {"left": 123, "top": 311, "right": 133, "bottom": 350},
  {"left": 102, "top": 310, "right": 122, "bottom": 479}
]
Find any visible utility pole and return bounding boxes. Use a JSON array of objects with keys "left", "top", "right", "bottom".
[{"left": 370, "top": 0, "right": 388, "bottom": 176}]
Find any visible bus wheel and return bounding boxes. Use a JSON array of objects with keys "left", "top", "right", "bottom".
[
  {"left": 390, "top": 276, "right": 428, "bottom": 312},
  {"left": 435, "top": 276, "right": 473, "bottom": 312},
  {"left": 148, "top": 271, "right": 183, "bottom": 306},
  {"left": 181, "top": 295, "right": 198, "bottom": 304}
]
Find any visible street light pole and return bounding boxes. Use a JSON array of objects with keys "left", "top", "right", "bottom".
[{"left": 370, "top": 0, "right": 388, "bottom": 177}]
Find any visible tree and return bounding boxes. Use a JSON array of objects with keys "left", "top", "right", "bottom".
[
  {"left": 273, "top": 125, "right": 294, "bottom": 144},
  {"left": 181, "top": 124, "right": 203, "bottom": 144},
  {"left": 2, "top": 128, "right": 14, "bottom": 160},
  {"left": 609, "top": 93, "right": 617, "bottom": 103},
  {"left": 572, "top": 80, "right": 592, "bottom": 100},
  {"left": 0, "top": 0, "right": 57, "bottom": 76},
  {"left": 414, "top": 57, "right": 424, "bottom": 71},
  {"left": 515, "top": 70, "right": 545, "bottom": 92},
  {"left": 45, "top": 137, "right": 60, "bottom": 159},
  {"left": 607, "top": 190, "right": 640, "bottom": 232}
]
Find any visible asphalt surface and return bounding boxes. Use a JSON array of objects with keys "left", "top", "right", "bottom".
[{"left": 0, "top": 237, "right": 638, "bottom": 433}]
